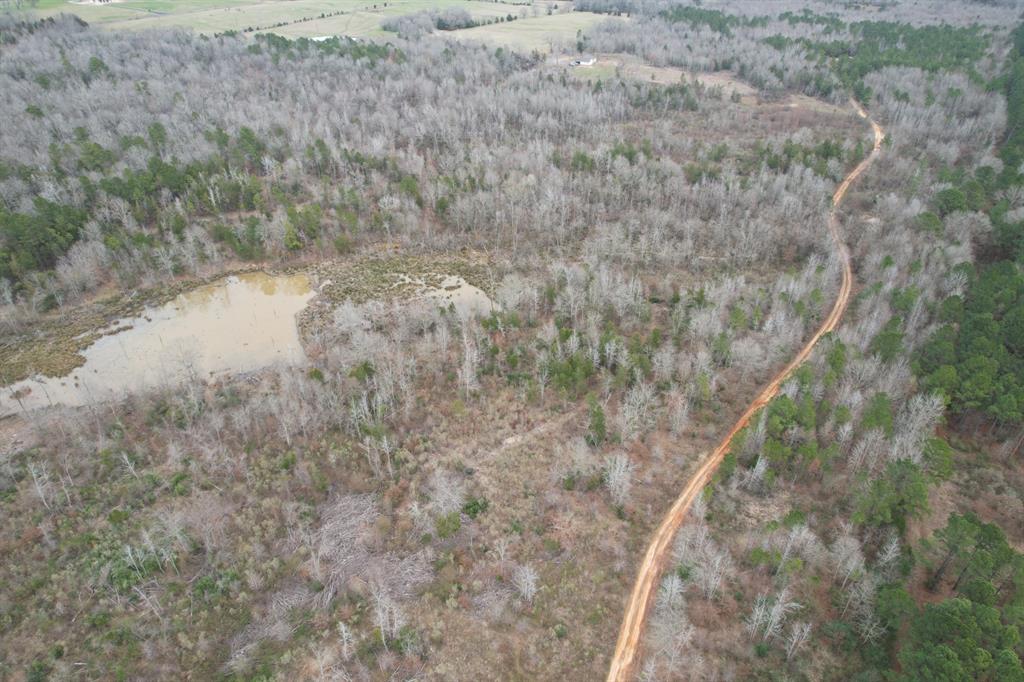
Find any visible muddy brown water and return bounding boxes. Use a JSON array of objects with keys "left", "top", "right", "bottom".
[
  {"left": 1, "top": 270, "right": 496, "bottom": 416},
  {"left": 1, "top": 272, "right": 314, "bottom": 415}
]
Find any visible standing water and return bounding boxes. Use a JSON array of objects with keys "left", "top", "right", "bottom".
[
  {"left": 2, "top": 272, "right": 313, "bottom": 415},
  {"left": 400, "top": 274, "right": 496, "bottom": 318}
]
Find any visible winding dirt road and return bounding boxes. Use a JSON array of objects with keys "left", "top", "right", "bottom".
[{"left": 606, "top": 101, "right": 885, "bottom": 681}]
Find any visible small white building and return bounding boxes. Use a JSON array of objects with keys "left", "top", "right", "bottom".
[{"left": 571, "top": 55, "right": 597, "bottom": 67}]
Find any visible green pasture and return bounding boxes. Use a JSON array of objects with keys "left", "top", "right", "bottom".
[
  {"left": 449, "top": 11, "right": 618, "bottom": 53},
  {"left": 31, "top": 0, "right": 545, "bottom": 37}
]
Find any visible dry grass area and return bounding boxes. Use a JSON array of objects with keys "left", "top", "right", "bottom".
[{"left": 398, "top": 324, "right": 792, "bottom": 678}]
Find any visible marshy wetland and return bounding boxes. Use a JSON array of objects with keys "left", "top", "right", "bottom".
[
  {"left": 2, "top": 272, "right": 313, "bottom": 414},
  {"left": 1, "top": 257, "right": 494, "bottom": 416}
]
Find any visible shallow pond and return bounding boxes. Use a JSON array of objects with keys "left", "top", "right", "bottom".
[
  {"left": 2, "top": 272, "right": 314, "bottom": 415},
  {"left": 402, "top": 274, "right": 496, "bottom": 318}
]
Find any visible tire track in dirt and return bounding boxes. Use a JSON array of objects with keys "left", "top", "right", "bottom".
[{"left": 606, "top": 101, "right": 885, "bottom": 682}]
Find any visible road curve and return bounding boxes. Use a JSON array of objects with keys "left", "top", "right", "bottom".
[{"left": 606, "top": 101, "right": 885, "bottom": 682}]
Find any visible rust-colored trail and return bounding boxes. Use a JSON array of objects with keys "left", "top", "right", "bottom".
[{"left": 606, "top": 101, "right": 885, "bottom": 682}]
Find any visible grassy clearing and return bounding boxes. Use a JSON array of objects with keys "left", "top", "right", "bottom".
[
  {"left": 564, "top": 55, "right": 762, "bottom": 104},
  {"left": 33, "top": 0, "right": 544, "bottom": 36},
  {"left": 567, "top": 61, "right": 618, "bottom": 81},
  {"left": 32, "top": 0, "right": 614, "bottom": 46},
  {"left": 260, "top": 0, "right": 525, "bottom": 39},
  {"left": 35, "top": 0, "right": 260, "bottom": 26},
  {"left": 449, "top": 11, "right": 619, "bottom": 53}
]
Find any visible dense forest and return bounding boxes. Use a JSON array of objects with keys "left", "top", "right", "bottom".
[
  {"left": 0, "top": 1, "right": 1022, "bottom": 680},
  {"left": 566, "top": 1, "right": 1024, "bottom": 679},
  {"left": 0, "top": 8, "right": 869, "bottom": 679},
  {"left": 0, "top": 15, "right": 845, "bottom": 321},
  {"left": 914, "top": 22, "right": 1024, "bottom": 427}
]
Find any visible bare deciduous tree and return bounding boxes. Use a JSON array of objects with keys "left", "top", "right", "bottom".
[
  {"left": 785, "top": 622, "right": 812, "bottom": 660},
  {"left": 604, "top": 453, "right": 636, "bottom": 507},
  {"left": 512, "top": 563, "right": 539, "bottom": 603}
]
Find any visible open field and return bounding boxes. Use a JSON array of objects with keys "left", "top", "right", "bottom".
[
  {"left": 449, "top": 10, "right": 615, "bottom": 52},
  {"left": 31, "top": 0, "right": 557, "bottom": 36}
]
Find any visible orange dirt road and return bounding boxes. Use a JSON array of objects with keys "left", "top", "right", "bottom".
[{"left": 606, "top": 101, "right": 885, "bottom": 682}]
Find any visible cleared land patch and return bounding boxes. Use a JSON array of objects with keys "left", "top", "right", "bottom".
[
  {"left": 558, "top": 54, "right": 852, "bottom": 114},
  {"left": 561, "top": 54, "right": 758, "bottom": 101},
  {"left": 449, "top": 10, "right": 618, "bottom": 53},
  {"left": 33, "top": 0, "right": 540, "bottom": 35}
]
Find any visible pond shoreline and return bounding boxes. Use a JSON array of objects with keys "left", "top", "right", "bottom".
[{"left": 1, "top": 254, "right": 494, "bottom": 415}]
